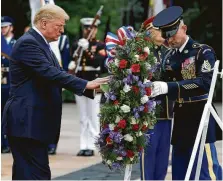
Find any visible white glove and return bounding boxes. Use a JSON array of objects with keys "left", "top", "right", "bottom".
[
  {"left": 151, "top": 81, "right": 168, "bottom": 97},
  {"left": 78, "top": 38, "right": 89, "bottom": 50},
  {"left": 68, "top": 61, "right": 76, "bottom": 70}
]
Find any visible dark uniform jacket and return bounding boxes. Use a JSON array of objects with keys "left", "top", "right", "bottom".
[
  {"left": 153, "top": 45, "right": 174, "bottom": 120},
  {"left": 163, "top": 37, "right": 222, "bottom": 148},
  {"left": 59, "top": 34, "right": 70, "bottom": 71},
  {"left": 1, "top": 34, "right": 16, "bottom": 112},
  {"left": 2, "top": 28, "right": 88, "bottom": 144},
  {"left": 72, "top": 39, "right": 107, "bottom": 97}
]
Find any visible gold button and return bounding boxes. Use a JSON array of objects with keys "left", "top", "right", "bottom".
[{"left": 173, "top": 78, "right": 176, "bottom": 81}]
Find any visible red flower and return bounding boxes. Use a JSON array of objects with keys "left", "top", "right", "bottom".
[
  {"left": 118, "top": 119, "right": 126, "bottom": 129},
  {"left": 148, "top": 72, "right": 153, "bottom": 80},
  {"left": 126, "top": 150, "right": 134, "bottom": 158},
  {"left": 141, "top": 125, "right": 148, "bottom": 131},
  {"left": 114, "top": 126, "right": 119, "bottom": 132},
  {"left": 132, "top": 124, "right": 139, "bottom": 131},
  {"left": 137, "top": 48, "right": 142, "bottom": 52},
  {"left": 139, "top": 52, "right": 148, "bottom": 61},
  {"left": 103, "top": 124, "right": 108, "bottom": 129},
  {"left": 144, "top": 37, "right": 151, "bottom": 42},
  {"left": 106, "top": 136, "right": 113, "bottom": 144},
  {"left": 137, "top": 146, "right": 143, "bottom": 151},
  {"left": 119, "top": 59, "right": 128, "bottom": 69},
  {"left": 145, "top": 87, "right": 152, "bottom": 96},
  {"left": 143, "top": 104, "right": 148, "bottom": 113},
  {"left": 113, "top": 100, "right": 119, "bottom": 105},
  {"left": 132, "top": 86, "right": 139, "bottom": 94},
  {"left": 131, "top": 64, "right": 140, "bottom": 73}
]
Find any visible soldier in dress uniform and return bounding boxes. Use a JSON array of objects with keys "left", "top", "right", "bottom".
[
  {"left": 151, "top": 6, "right": 222, "bottom": 180},
  {"left": 68, "top": 17, "right": 106, "bottom": 156},
  {"left": 1, "top": 16, "right": 16, "bottom": 153},
  {"left": 140, "top": 17, "right": 174, "bottom": 180},
  {"left": 47, "top": 33, "right": 71, "bottom": 155},
  {"left": 1, "top": 16, "right": 16, "bottom": 48}
]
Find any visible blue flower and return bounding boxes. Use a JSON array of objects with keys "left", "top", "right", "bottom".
[
  {"left": 139, "top": 106, "right": 145, "bottom": 112},
  {"left": 112, "top": 162, "right": 121, "bottom": 170},
  {"left": 114, "top": 132, "right": 123, "bottom": 143},
  {"left": 133, "top": 75, "right": 139, "bottom": 82},
  {"left": 110, "top": 95, "right": 117, "bottom": 101},
  {"left": 134, "top": 112, "right": 140, "bottom": 119}
]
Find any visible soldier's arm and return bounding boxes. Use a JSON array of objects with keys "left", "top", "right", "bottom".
[
  {"left": 167, "top": 47, "right": 215, "bottom": 100},
  {"left": 87, "top": 42, "right": 106, "bottom": 68}
]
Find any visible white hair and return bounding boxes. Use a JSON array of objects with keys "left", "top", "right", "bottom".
[{"left": 34, "top": 4, "right": 69, "bottom": 25}]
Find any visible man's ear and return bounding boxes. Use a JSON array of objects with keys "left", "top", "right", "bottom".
[
  {"left": 183, "top": 25, "right": 187, "bottom": 33},
  {"left": 41, "top": 20, "right": 47, "bottom": 30}
]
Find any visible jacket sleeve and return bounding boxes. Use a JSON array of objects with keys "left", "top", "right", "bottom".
[
  {"left": 13, "top": 39, "right": 88, "bottom": 96},
  {"left": 87, "top": 43, "right": 107, "bottom": 68},
  {"left": 167, "top": 46, "right": 216, "bottom": 100}
]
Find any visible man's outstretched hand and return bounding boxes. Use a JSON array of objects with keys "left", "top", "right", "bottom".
[{"left": 86, "top": 76, "right": 110, "bottom": 90}]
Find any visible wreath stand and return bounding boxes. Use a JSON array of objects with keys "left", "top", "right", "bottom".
[{"left": 185, "top": 60, "right": 223, "bottom": 180}]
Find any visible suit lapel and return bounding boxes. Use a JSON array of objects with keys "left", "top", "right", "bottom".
[{"left": 28, "top": 28, "right": 60, "bottom": 69}]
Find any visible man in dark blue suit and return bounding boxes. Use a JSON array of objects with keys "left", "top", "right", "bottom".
[{"left": 2, "top": 4, "right": 109, "bottom": 180}]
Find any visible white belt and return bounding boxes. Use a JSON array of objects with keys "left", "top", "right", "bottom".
[{"left": 78, "top": 66, "right": 101, "bottom": 71}]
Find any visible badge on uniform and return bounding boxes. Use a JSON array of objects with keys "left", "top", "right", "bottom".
[
  {"left": 181, "top": 56, "right": 196, "bottom": 79},
  {"left": 201, "top": 60, "right": 212, "bottom": 72}
]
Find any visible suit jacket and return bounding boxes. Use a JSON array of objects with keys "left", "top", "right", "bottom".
[{"left": 2, "top": 28, "right": 88, "bottom": 144}]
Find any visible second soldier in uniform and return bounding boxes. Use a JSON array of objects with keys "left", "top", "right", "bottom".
[
  {"left": 1, "top": 16, "right": 16, "bottom": 153},
  {"left": 140, "top": 16, "right": 174, "bottom": 180}
]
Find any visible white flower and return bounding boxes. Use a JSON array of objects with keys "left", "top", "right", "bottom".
[
  {"left": 153, "top": 57, "right": 158, "bottom": 63},
  {"left": 124, "top": 134, "right": 133, "bottom": 142},
  {"left": 153, "top": 101, "right": 157, "bottom": 107},
  {"left": 123, "top": 84, "right": 131, "bottom": 93},
  {"left": 136, "top": 131, "right": 143, "bottom": 137},
  {"left": 106, "top": 160, "right": 112, "bottom": 165},
  {"left": 141, "top": 95, "right": 149, "bottom": 104},
  {"left": 145, "top": 63, "right": 151, "bottom": 70},
  {"left": 143, "top": 121, "right": 149, "bottom": 126},
  {"left": 121, "top": 104, "right": 131, "bottom": 113},
  {"left": 115, "top": 116, "right": 121, "bottom": 123},
  {"left": 109, "top": 124, "right": 115, "bottom": 130},
  {"left": 131, "top": 117, "right": 137, "bottom": 124},
  {"left": 144, "top": 79, "right": 151, "bottom": 84},
  {"left": 134, "top": 55, "right": 139, "bottom": 61},
  {"left": 117, "top": 157, "right": 123, "bottom": 161},
  {"left": 114, "top": 58, "right": 120, "bottom": 67},
  {"left": 144, "top": 47, "right": 150, "bottom": 54}
]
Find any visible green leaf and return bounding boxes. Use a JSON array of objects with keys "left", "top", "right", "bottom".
[{"left": 100, "top": 83, "right": 109, "bottom": 93}]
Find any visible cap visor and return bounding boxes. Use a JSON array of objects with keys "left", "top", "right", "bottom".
[{"left": 1, "top": 22, "right": 12, "bottom": 27}]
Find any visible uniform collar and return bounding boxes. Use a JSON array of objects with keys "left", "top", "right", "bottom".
[{"left": 179, "top": 35, "right": 189, "bottom": 53}]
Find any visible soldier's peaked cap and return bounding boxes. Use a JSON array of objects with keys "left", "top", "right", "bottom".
[
  {"left": 153, "top": 6, "right": 183, "bottom": 39},
  {"left": 1, "top": 16, "right": 14, "bottom": 27},
  {"left": 80, "top": 18, "right": 101, "bottom": 26}
]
